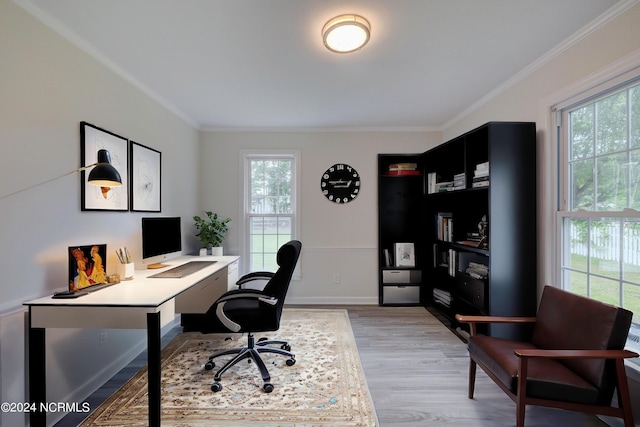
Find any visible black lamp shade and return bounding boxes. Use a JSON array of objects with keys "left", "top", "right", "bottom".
[{"left": 87, "top": 149, "right": 122, "bottom": 187}]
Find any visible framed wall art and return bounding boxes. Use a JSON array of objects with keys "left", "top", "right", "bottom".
[
  {"left": 80, "top": 121, "right": 129, "bottom": 211},
  {"left": 130, "top": 141, "right": 161, "bottom": 212}
]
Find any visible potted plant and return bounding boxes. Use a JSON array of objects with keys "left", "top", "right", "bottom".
[{"left": 193, "top": 211, "right": 231, "bottom": 256}]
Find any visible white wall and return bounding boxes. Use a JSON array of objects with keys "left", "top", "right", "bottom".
[
  {"left": 199, "top": 131, "right": 441, "bottom": 304},
  {"left": 0, "top": 1, "right": 201, "bottom": 425}
]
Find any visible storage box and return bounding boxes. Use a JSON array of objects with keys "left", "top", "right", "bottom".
[
  {"left": 382, "top": 269, "right": 422, "bottom": 283},
  {"left": 382, "top": 285, "right": 420, "bottom": 304}
]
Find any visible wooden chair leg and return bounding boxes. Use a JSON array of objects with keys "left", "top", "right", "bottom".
[
  {"left": 468, "top": 358, "right": 477, "bottom": 399},
  {"left": 614, "top": 359, "right": 635, "bottom": 427},
  {"left": 516, "top": 357, "right": 529, "bottom": 427}
]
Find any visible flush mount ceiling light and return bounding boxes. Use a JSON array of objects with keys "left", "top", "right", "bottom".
[{"left": 322, "top": 14, "right": 371, "bottom": 53}]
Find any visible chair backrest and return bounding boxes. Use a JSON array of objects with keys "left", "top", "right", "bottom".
[
  {"left": 531, "top": 286, "right": 633, "bottom": 401},
  {"left": 262, "top": 240, "right": 302, "bottom": 319}
]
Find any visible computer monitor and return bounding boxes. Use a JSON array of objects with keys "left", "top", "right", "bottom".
[
  {"left": 141, "top": 217, "right": 182, "bottom": 269},
  {"left": 68, "top": 244, "right": 108, "bottom": 292}
]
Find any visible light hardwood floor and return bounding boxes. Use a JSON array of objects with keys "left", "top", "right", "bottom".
[{"left": 56, "top": 305, "right": 609, "bottom": 427}]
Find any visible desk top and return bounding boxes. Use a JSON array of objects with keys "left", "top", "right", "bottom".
[{"left": 24, "top": 255, "right": 239, "bottom": 308}]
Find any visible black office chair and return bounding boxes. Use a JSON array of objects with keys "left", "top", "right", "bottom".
[{"left": 199, "top": 240, "right": 302, "bottom": 393}]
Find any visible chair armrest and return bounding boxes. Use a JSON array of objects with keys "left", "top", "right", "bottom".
[
  {"left": 213, "top": 289, "right": 279, "bottom": 332},
  {"left": 216, "top": 288, "right": 268, "bottom": 303},
  {"left": 455, "top": 314, "right": 537, "bottom": 336},
  {"left": 236, "top": 271, "right": 274, "bottom": 288},
  {"left": 514, "top": 348, "right": 639, "bottom": 360}
]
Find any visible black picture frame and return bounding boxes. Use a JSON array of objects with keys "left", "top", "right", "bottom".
[
  {"left": 130, "top": 141, "right": 161, "bottom": 212},
  {"left": 80, "top": 122, "right": 129, "bottom": 211}
]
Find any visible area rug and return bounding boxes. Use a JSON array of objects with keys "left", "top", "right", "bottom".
[{"left": 80, "top": 309, "right": 377, "bottom": 426}]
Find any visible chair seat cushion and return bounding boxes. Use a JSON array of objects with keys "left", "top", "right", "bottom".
[{"left": 469, "top": 335, "right": 600, "bottom": 404}]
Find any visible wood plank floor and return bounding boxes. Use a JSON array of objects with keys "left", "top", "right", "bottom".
[{"left": 56, "top": 305, "right": 609, "bottom": 427}]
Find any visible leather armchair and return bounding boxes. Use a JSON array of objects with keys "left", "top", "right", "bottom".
[{"left": 456, "top": 285, "right": 638, "bottom": 427}]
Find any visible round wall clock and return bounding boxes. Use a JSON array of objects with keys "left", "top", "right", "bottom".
[{"left": 320, "top": 163, "right": 361, "bottom": 203}]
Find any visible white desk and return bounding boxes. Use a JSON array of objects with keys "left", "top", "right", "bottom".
[{"left": 24, "top": 255, "right": 239, "bottom": 427}]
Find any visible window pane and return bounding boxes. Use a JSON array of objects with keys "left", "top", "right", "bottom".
[
  {"left": 591, "top": 276, "right": 620, "bottom": 306},
  {"left": 249, "top": 159, "right": 292, "bottom": 214},
  {"left": 570, "top": 160, "right": 594, "bottom": 210},
  {"left": 623, "top": 284, "right": 640, "bottom": 324},
  {"left": 596, "top": 152, "right": 628, "bottom": 211},
  {"left": 570, "top": 105, "right": 594, "bottom": 160},
  {"left": 631, "top": 84, "right": 640, "bottom": 149},
  {"left": 564, "top": 218, "right": 588, "bottom": 272},
  {"left": 589, "top": 220, "right": 620, "bottom": 280},
  {"left": 623, "top": 220, "right": 640, "bottom": 283},
  {"left": 596, "top": 91, "right": 627, "bottom": 155},
  {"left": 566, "top": 269, "right": 589, "bottom": 297},
  {"left": 631, "top": 149, "right": 640, "bottom": 210}
]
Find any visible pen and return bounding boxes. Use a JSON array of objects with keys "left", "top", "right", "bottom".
[
  {"left": 116, "top": 249, "right": 124, "bottom": 264},
  {"left": 124, "top": 247, "right": 132, "bottom": 264}
]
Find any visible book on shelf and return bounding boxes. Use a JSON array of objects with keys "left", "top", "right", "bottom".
[
  {"left": 453, "top": 172, "right": 466, "bottom": 190},
  {"left": 387, "top": 162, "right": 419, "bottom": 175},
  {"left": 448, "top": 249, "right": 457, "bottom": 277},
  {"left": 384, "top": 249, "right": 392, "bottom": 267},
  {"left": 436, "top": 181, "right": 454, "bottom": 192},
  {"left": 472, "top": 180, "right": 489, "bottom": 188},
  {"left": 474, "top": 161, "right": 489, "bottom": 173},
  {"left": 433, "top": 288, "right": 451, "bottom": 307},
  {"left": 436, "top": 212, "right": 453, "bottom": 242},
  {"left": 394, "top": 242, "right": 415, "bottom": 267},
  {"left": 426, "top": 172, "right": 437, "bottom": 194},
  {"left": 466, "top": 261, "right": 489, "bottom": 279},
  {"left": 386, "top": 169, "right": 421, "bottom": 176},
  {"left": 388, "top": 162, "right": 418, "bottom": 170},
  {"left": 457, "top": 239, "right": 483, "bottom": 248}
]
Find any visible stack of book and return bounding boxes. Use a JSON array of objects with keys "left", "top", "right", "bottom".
[
  {"left": 426, "top": 172, "right": 467, "bottom": 193},
  {"left": 472, "top": 161, "right": 489, "bottom": 188},
  {"left": 466, "top": 262, "right": 489, "bottom": 279},
  {"left": 387, "top": 163, "right": 420, "bottom": 175},
  {"left": 457, "top": 232, "right": 485, "bottom": 248},
  {"left": 453, "top": 172, "right": 466, "bottom": 190},
  {"left": 433, "top": 288, "right": 451, "bottom": 308}
]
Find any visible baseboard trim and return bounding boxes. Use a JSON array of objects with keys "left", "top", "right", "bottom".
[{"left": 285, "top": 296, "right": 379, "bottom": 305}]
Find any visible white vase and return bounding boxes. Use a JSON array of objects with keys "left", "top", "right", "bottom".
[
  {"left": 199, "top": 248, "right": 208, "bottom": 256},
  {"left": 210, "top": 246, "right": 223, "bottom": 256}
]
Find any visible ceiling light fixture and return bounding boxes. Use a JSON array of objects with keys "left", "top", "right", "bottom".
[{"left": 322, "top": 14, "right": 371, "bottom": 53}]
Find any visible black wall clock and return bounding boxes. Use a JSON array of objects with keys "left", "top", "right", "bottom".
[{"left": 320, "top": 163, "right": 361, "bottom": 203}]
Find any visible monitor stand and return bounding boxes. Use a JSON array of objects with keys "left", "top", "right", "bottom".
[{"left": 147, "top": 263, "right": 169, "bottom": 269}]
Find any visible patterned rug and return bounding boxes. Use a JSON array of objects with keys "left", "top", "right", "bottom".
[{"left": 80, "top": 309, "right": 377, "bottom": 426}]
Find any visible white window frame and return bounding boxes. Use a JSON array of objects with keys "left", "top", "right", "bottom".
[
  {"left": 239, "top": 149, "right": 301, "bottom": 277},
  {"left": 553, "top": 61, "right": 640, "bottom": 362}
]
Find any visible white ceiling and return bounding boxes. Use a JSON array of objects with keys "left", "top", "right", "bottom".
[{"left": 21, "top": 0, "right": 623, "bottom": 130}]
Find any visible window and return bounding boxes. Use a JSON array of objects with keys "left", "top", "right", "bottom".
[
  {"left": 242, "top": 151, "right": 299, "bottom": 272},
  {"left": 557, "top": 74, "right": 640, "bottom": 356}
]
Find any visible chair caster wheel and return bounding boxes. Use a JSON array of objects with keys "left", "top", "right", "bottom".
[
  {"left": 286, "top": 358, "right": 296, "bottom": 366},
  {"left": 204, "top": 361, "right": 215, "bottom": 370},
  {"left": 263, "top": 383, "right": 274, "bottom": 393},
  {"left": 211, "top": 382, "right": 222, "bottom": 392},
  {"left": 281, "top": 344, "right": 291, "bottom": 351}
]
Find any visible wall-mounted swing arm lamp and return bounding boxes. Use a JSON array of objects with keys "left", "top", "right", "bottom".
[{"left": 0, "top": 149, "right": 122, "bottom": 200}]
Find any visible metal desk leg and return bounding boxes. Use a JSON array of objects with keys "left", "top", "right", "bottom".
[
  {"left": 147, "top": 312, "right": 161, "bottom": 427},
  {"left": 28, "top": 317, "right": 46, "bottom": 427}
]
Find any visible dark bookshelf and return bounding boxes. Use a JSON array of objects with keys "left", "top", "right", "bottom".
[{"left": 378, "top": 122, "right": 537, "bottom": 339}]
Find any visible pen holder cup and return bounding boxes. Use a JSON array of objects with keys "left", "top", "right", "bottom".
[{"left": 117, "top": 262, "right": 135, "bottom": 280}]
